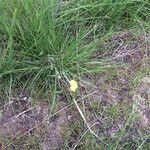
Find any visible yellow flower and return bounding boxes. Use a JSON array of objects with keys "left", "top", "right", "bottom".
[{"left": 69, "top": 80, "right": 78, "bottom": 92}]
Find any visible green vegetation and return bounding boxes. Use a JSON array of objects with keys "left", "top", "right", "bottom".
[{"left": 0, "top": 0, "right": 150, "bottom": 149}]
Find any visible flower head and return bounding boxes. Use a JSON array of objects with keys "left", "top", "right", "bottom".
[{"left": 69, "top": 80, "right": 78, "bottom": 92}]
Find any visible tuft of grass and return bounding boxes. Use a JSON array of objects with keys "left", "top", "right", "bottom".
[
  {"left": 0, "top": 0, "right": 149, "bottom": 97},
  {"left": 0, "top": 0, "right": 97, "bottom": 97}
]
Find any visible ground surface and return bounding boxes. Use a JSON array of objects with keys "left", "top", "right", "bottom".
[
  {"left": 0, "top": 31, "right": 150, "bottom": 149},
  {"left": 0, "top": 0, "right": 150, "bottom": 149}
]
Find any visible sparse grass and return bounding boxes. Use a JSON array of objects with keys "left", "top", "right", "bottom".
[{"left": 0, "top": 0, "right": 150, "bottom": 149}]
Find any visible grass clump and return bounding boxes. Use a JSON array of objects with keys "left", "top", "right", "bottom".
[
  {"left": 0, "top": 0, "right": 149, "bottom": 96},
  {"left": 0, "top": 0, "right": 98, "bottom": 96}
]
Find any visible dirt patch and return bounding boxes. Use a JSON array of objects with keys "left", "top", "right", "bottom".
[
  {"left": 133, "top": 76, "right": 150, "bottom": 128},
  {"left": 73, "top": 31, "right": 150, "bottom": 148},
  {"left": 0, "top": 96, "right": 76, "bottom": 150},
  {"left": 88, "top": 31, "right": 150, "bottom": 104},
  {"left": 93, "top": 31, "right": 150, "bottom": 68}
]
